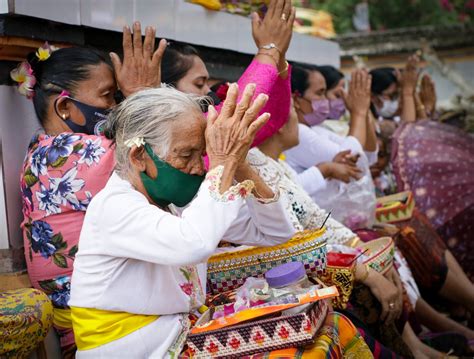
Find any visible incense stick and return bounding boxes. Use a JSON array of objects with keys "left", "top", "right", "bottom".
[
  {"left": 319, "top": 211, "right": 331, "bottom": 229},
  {"left": 349, "top": 248, "right": 369, "bottom": 265}
]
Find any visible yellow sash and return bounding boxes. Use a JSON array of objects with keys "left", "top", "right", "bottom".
[
  {"left": 53, "top": 308, "right": 73, "bottom": 329},
  {"left": 70, "top": 306, "right": 159, "bottom": 351}
]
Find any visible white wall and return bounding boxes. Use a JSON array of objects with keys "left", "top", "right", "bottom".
[
  {"left": 11, "top": 0, "right": 340, "bottom": 67},
  {"left": 0, "top": 86, "right": 41, "bottom": 249},
  {"left": 0, "top": 0, "right": 8, "bottom": 14},
  {"left": 425, "top": 60, "right": 474, "bottom": 104}
]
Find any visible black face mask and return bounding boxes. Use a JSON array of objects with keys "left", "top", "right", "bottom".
[
  {"left": 200, "top": 91, "right": 222, "bottom": 112},
  {"left": 55, "top": 96, "right": 109, "bottom": 135}
]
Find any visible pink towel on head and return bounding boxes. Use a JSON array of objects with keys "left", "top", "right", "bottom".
[{"left": 204, "top": 59, "right": 292, "bottom": 169}]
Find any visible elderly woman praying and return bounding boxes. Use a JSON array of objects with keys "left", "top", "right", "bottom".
[{"left": 68, "top": 84, "right": 295, "bottom": 358}]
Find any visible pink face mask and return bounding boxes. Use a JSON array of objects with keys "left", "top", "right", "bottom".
[
  {"left": 328, "top": 98, "right": 346, "bottom": 120},
  {"left": 303, "top": 98, "right": 330, "bottom": 126}
]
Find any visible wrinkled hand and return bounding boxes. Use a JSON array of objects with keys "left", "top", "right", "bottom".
[
  {"left": 333, "top": 150, "right": 360, "bottom": 166},
  {"left": 251, "top": 0, "right": 295, "bottom": 58},
  {"left": 366, "top": 269, "right": 402, "bottom": 323},
  {"left": 419, "top": 74, "right": 436, "bottom": 114},
  {"left": 206, "top": 83, "right": 270, "bottom": 170},
  {"left": 398, "top": 54, "right": 420, "bottom": 95},
  {"left": 343, "top": 69, "right": 372, "bottom": 118},
  {"left": 110, "top": 22, "right": 167, "bottom": 98}
]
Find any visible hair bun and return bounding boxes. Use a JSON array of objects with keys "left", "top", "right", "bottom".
[
  {"left": 26, "top": 42, "right": 58, "bottom": 85},
  {"left": 26, "top": 52, "right": 43, "bottom": 84}
]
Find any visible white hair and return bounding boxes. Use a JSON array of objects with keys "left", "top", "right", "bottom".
[{"left": 104, "top": 86, "right": 208, "bottom": 178}]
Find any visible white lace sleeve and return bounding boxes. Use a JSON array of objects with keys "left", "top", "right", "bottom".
[{"left": 207, "top": 166, "right": 255, "bottom": 202}]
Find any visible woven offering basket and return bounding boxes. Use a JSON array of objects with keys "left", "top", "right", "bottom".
[
  {"left": 376, "top": 191, "right": 415, "bottom": 224},
  {"left": 357, "top": 236, "right": 395, "bottom": 274},
  {"left": 186, "top": 299, "right": 329, "bottom": 358},
  {"left": 207, "top": 229, "right": 327, "bottom": 294}
]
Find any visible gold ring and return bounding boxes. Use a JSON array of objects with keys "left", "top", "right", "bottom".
[{"left": 281, "top": 13, "right": 287, "bottom": 21}]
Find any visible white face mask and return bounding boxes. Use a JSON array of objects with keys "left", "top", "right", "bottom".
[{"left": 378, "top": 98, "right": 399, "bottom": 118}]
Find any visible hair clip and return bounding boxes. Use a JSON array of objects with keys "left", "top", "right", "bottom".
[
  {"left": 59, "top": 90, "right": 70, "bottom": 98},
  {"left": 124, "top": 137, "right": 145, "bottom": 148},
  {"left": 10, "top": 62, "right": 36, "bottom": 99}
]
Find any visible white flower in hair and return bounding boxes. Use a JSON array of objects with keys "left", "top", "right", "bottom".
[{"left": 124, "top": 137, "right": 145, "bottom": 148}]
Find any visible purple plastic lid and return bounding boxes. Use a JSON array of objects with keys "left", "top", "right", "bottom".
[{"left": 265, "top": 262, "right": 306, "bottom": 288}]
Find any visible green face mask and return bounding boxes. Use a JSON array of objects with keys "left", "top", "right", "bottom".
[{"left": 140, "top": 143, "right": 205, "bottom": 208}]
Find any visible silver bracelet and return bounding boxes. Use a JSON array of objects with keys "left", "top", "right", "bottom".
[{"left": 259, "top": 43, "right": 281, "bottom": 54}]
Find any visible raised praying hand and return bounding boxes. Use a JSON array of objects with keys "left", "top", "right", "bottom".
[
  {"left": 110, "top": 22, "right": 167, "bottom": 98},
  {"left": 343, "top": 69, "right": 372, "bottom": 119},
  {"left": 206, "top": 83, "right": 270, "bottom": 192}
]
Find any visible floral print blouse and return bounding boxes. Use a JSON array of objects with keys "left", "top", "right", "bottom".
[{"left": 20, "top": 132, "right": 115, "bottom": 308}]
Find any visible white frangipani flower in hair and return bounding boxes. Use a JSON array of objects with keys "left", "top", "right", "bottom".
[{"left": 124, "top": 137, "right": 145, "bottom": 148}]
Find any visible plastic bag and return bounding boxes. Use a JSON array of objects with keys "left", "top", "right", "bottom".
[
  {"left": 235, "top": 277, "right": 271, "bottom": 306},
  {"left": 212, "top": 278, "right": 270, "bottom": 319},
  {"left": 316, "top": 154, "right": 376, "bottom": 230}
]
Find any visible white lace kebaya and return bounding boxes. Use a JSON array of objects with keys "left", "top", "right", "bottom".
[{"left": 247, "top": 148, "right": 356, "bottom": 245}]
